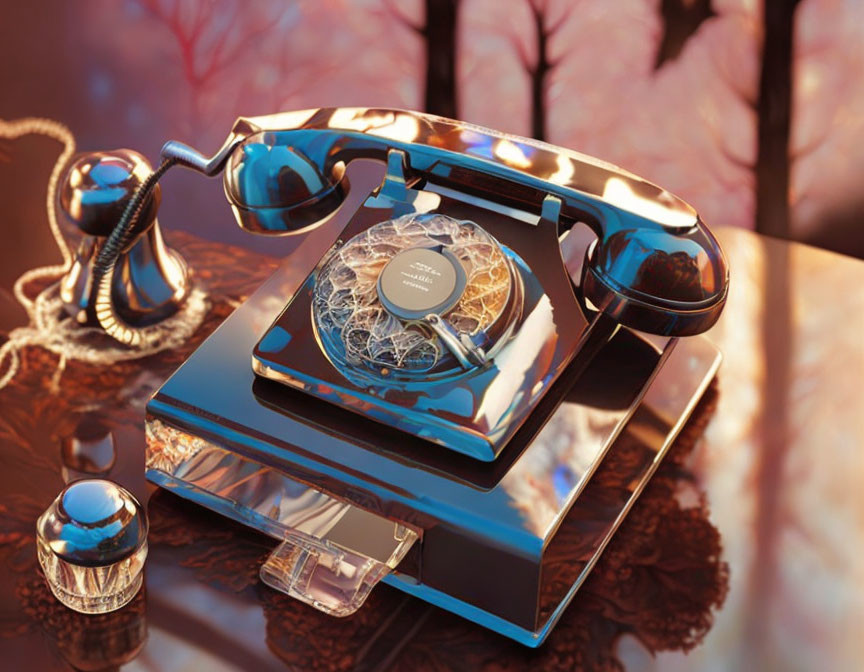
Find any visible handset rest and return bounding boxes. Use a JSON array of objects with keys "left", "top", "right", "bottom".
[{"left": 165, "top": 107, "right": 728, "bottom": 336}]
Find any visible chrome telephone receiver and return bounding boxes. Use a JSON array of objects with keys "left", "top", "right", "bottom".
[{"left": 93, "top": 107, "right": 728, "bottom": 345}]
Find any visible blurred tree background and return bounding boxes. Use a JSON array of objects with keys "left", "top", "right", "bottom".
[{"left": 1, "top": 0, "right": 861, "bottom": 271}]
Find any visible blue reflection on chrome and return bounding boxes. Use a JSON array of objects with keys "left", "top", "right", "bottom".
[
  {"left": 257, "top": 326, "right": 292, "bottom": 353},
  {"left": 553, "top": 464, "right": 576, "bottom": 504}
]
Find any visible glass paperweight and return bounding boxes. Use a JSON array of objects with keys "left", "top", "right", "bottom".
[
  {"left": 36, "top": 479, "right": 148, "bottom": 614},
  {"left": 260, "top": 518, "right": 418, "bottom": 617}
]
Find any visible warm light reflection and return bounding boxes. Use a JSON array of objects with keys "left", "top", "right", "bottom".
[
  {"left": 322, "top": 108, "right": 421, "bottom": 143},
  {"left": 68, "top": 190, "right": 83, "bottom": 221},
  {"left": 242, "top": 108, "right": 706, "bottom": 231},
  {"left": 327, "top": 108, "right": 394, "bottom": 132},
  {"left": 367, "top": 113, "right": 420, "bottom": 143},
  {"left": 548, "top": 153, "right": 575, "bottom": 185},
  {"left": 602, "top": 177, "right": 697, "bottom": 228},
  {"left": 248, "top": 109, "right": 317, "bottom": 132},
  {"left": 493, "top": 138, "right": 532, "bottom": 169},
  {"left": 69, "top": 165, "right": 84, "bottom": 187}
]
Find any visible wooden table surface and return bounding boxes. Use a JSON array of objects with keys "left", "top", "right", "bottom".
[{"left": 0, "top": 224, "right": 862, "bottom": 672}]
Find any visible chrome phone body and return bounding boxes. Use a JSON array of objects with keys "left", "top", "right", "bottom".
[{"left": 140, "top": 108, "right": 726, "bottom": 646}]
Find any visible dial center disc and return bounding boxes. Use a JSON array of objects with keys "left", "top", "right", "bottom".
[{"left": 377, "top": 246, "right": 466, "bottom": 320}]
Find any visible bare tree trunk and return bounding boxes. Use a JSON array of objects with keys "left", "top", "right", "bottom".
[
  {"left": 743, "top": 4, "right": 800, "bottom": 660},
  {"left": 754, "top": 0, "right": 801, "bottom": 238},
  {"left": 423, "top": 0, "right": 460, "bottom": 118},
  {"left": 530, "top": 6, "right": 550, "bottom": 141}
]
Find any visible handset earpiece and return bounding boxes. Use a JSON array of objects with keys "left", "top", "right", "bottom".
[
  {"left": 221, "top": 139, "right": 347, "bottom": 235},
  {"left": 580, "top": 218, "right": 728, "bottom": 337},
  {"left": 163, "top": 133, "right": 348, "bottom": 235}
]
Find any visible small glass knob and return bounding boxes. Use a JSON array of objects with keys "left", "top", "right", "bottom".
[{"left": 36, "top": 479, "right": 148, "bottom": 614}]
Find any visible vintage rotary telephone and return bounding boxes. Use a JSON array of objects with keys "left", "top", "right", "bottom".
[
  {"left": 79, "top": 108, "right": 729, "bottom": 638},
  {"left": 74, "top": 107, "right": 727, "bottom": 460}
]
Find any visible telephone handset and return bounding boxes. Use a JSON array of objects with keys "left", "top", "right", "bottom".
[{"left": 92, "top": 107, "right": 728, "bottom": 347}]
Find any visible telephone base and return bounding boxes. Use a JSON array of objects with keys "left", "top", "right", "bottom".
[{"left": 144, "top": 256, "right": 720, "bottom": 646}]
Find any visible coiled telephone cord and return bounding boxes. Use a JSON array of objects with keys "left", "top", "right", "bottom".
[{"left": 91, "top": 157, "right": 178, "bottom": 347}]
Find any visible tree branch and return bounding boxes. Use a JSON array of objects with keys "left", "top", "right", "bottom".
[
  {"left": 382, "top": 0, "right": 425, "bottom": 36},
  {"left": 790, "top": 126, "right": 831, "bottom": 161},
  {"left": 507, "top": 29, "right": 535, "bottom": 73},
  {"left": 546, "top": 0, "right": 576, "bottom": 37}
]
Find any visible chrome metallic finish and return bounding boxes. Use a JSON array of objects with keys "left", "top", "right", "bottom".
[
  {"left": 58, "top": 150, "right": 190, "bottom": 327},
  {"left": 145, "top": 417, "right": 354, "bottom": 540},
  {"left": 374, "top": 241, "right": 488, "bottom": 369},
  {"left": 580, "top": 225, "right": 728, "bottom": 336},
  {"left": 59, "top": 150, "right": 157, "bottom": 238},
  {"left": 36, "top": 479, "right": 148, "bottom": 614},
  {"left": 161, "top": 107, "right": 726, "bottom": 335},
  {"left": 132, "top": 108, "right": 729, "bottom": 641},
  {"left": 222, "top": 132, "right": 347, "bottom": 235},
  {"left": 376, "top": 246, "right": 467, "bottom": 320}
]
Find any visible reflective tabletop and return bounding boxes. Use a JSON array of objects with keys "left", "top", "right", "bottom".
[{"left": 0, "top": 224, "right": 862, "bottom": 671}]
